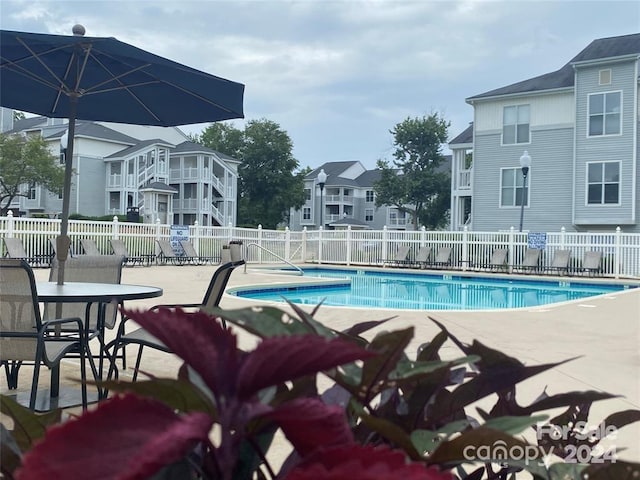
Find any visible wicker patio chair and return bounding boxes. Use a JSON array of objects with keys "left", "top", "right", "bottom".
[
  {"left": 0, "top": 259, "right": 89, "bottom": 410},
  {"left": 106, "top": 259, "right": 245, "bottom": 382}
]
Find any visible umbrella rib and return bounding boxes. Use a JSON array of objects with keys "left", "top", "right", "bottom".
[{"left": 12, "top": 37, "right": 75, "bottom": 94}]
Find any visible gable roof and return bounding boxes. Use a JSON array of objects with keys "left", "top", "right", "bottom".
[
  {"left": 449, "top": 123, "right": 473, "bottom": 145},
  {"left": 467, "top": 33, "right": 640, "bottom": 102},
  {"left": 172, "top": 141, "right": 240, "bottom": 163}
]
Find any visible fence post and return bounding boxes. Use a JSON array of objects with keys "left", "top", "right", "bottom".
[
  {"left": 462, "top": 225, "right": 468, "bottom": 271},
  {"left": 346, "top": 225, "right": 352, "bottom": 266},
  {"left": 614, "top": 226, "right": 621, "bottom": 279},
  {"left": 420, "top": 226, "right": 426, "bottom": 247},
  {"left": 7, "top": 210, "right": 14, "bottom": 238},
  {"left": 318, "top": 227, "right": 323, "bottom": 265},
  {"left": 155, "top": 219, "right": 161, "bottom": 256},
  {"left": 257, "top": 224, "right": 263, "bottom": 265},
  {"left": 112, "top": 215, "right": 119, "bottom": 240},
  {"left": 301, "top": 227, "right": 307, "bottom": 263},
  {"left": 193, "top": 221, "right": 200, "bottom": 253},
  {"left": 560, "top": 226, "right": 566, "bottom": 250},
  {"left": 381, "top": 226, "right": 388, "bottom": 264},
  {"left": 285, "top": 227, "right": 291, "bottom": 262},
  {"left": 508, "top": 226, "right": 515, "bottom": 273}
]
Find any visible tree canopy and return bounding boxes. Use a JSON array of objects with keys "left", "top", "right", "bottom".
[
  {"left": 0, "top": 133, "right": 64, "bottom": 214},
  {"left": 373, "top": 113, "right": 451, "bottom": 230},
  {"left": 195, "top": 119, "right": 308, "bottom": 229}
]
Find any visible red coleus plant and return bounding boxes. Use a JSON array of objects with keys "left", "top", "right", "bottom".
[{"left": 14, "top": 308, "right": 452, "bottom": 480}]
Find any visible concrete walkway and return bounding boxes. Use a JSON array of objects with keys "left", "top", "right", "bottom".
[{"left": 5, "top": 263, "right": 639, "bottom": 462}]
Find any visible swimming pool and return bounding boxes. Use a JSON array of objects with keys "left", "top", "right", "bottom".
[{"left": 232, "top": 267, "right": 636, "bottom": 311}]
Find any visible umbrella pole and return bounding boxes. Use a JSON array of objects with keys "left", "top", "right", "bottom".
[{"left": 56, "top": 94, "right": 78, "bottom": 285}]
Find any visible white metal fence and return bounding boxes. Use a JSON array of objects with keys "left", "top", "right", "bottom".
[{"left": 1, "top": 212, "right": 639, "bottom": 278}]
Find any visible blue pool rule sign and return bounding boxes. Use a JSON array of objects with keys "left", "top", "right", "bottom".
[{"left": 528, "top": 232, "right": 547, "bottom": 250}]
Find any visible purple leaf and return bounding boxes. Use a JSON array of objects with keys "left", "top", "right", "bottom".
[
  {"left": 123, "top": 308, "right": 239, "bottom": 396},
  {"left": 17, "top": 394, "right": 213, "bottom": 480},
  {"left": 237, "top": 335, "right": 375, "bottom": 399}
]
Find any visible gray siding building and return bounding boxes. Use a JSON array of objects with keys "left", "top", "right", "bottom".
[{"left": 449, "top": 33, "right": 640, "bottom": 233}]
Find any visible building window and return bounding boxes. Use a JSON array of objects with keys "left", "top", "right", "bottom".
[
  {"left": 500, "top": 168, "right": 529, "bottom": 207},
  {"left": 588, "top": 92, "right": 621, "bottom": 136},
  {"left": 302, "top": 207, "right": 311, "bottom": 220},
  {"left": 304, "top": 188, "right": 311, "bottom": 201},
  {"left": 366, "top": 190, "right": 374, "bottom": 202},
  {"left": 28, "top": 182, "right": 37, "bottom": 200},
  {"left": 599, "top": 69, "right": 611, "bottom": 85},
  {"left": 502, "top": 105, "right": 529, "bottom": 144},
  {"left": 365, "top": 208, "right": 374, "bottom": 222},
  {"left": 587, "top": 162, "right": 619, "bottom": 205}
]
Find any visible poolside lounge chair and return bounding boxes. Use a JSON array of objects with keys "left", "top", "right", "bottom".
[
  {"left": 2, "top": 237, "right": 52, "bottom": 267},
  {"left": 106, "top": 259, "right": 246, "bottom": 381},
  {"left": 156, "top": 239, "right": 193, "bottom": 266},
  {"left": 545, "top": 249, "right": 571, "bottom": 276},
  {"left": 428, "top": 247, "right": 453, "bottom": 270},
  {"left": 412, "top": 246, "right": 432, "bottom": 269},
  {"left": 472, "top": 248, "right": 508, "bottom": 272},
  {"left": 110, "top": 239, "right": 155, "bottom": 266},
  {"left": 0, "top": 259, "right": 89, "bottom": 410},
  {"left": 80, "top": 238, "right": 102, "bottom": 255},
  {"left": 179, "top": 240, "right": 220, "bottom": 265},
  {"left": 515, "top": 248, "right": 541, "bottom": 274},
  {"left": 382, "top": 245, "right": 411, "bottom": 267},
  {"left": 579, "top": 251, "right": 602, "bottom": 277}
]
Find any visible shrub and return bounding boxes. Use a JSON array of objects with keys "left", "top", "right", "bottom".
[{"left": 2, "top": 304, "right": 639, "bottom": 479}]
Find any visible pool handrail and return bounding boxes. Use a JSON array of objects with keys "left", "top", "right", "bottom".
[{"left": 243, "top": 242, "right": 303, "bottom": 275}]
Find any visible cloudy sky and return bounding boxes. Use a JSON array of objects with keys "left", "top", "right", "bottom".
[{"left": 1, "top": 0, "right": 639, "bottom": 170}]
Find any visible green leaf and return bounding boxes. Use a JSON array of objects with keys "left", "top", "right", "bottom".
[
  {"left": 206, "top": 305, "right": 324, "bottom": 337},
  {"left": 417, "top": 329, "right": 448, "bottom": 362},
  {"left": 411, "top": 419, "right": 470, "bottom": 454},
  {"left": 0, "top": 395, "right": 61, "bottom": 452},
  {"left": 99, "top": 378, "right": 215, "bottom": 415},
  {"left": 482, "top": 415, "right": 548, "bottom": 436},
  {"left": 581, "top": 461, "right": 640, "bottom": 479},
  {"left": 359, "top": 327, "right": 414, "bottom": 401}
]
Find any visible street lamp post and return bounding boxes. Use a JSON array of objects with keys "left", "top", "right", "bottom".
[
  {"left": 317, "top": 168, "right": 327, "bottom": 228},
  {"left": 518, "top": 151, "right": 531, "bottom": 232}
]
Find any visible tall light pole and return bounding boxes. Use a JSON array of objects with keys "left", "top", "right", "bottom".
[
  {"left": 317, "top": 168, "right": 327, "bottom": 228},
  {"left": 518, "top": 151, "right": 531, "bottom": 232}
]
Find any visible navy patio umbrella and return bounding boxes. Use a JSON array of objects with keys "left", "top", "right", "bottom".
[{"left": 0, "top": 25, "right": 244, "bottom": 283}]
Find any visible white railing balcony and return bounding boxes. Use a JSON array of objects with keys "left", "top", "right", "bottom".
[
  {"left": 388, "top": 218, "right": 407, "bottom": 227},
  {"left": 108, "top": 174, "right": 122, "bottom": 188},
  {"left": 181, "top": 198, "right": 198, "bottom": 210},
  {"left": 458, "top": 169, "right": 472, "bottom": 189},
  {"left": 325, "top": 214, "right": 340, "bottom": 222}
]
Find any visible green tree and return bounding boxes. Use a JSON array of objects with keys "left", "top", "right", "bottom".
[
  {"left": 197, "top": 119, "right": 307, "bottom": 228},
  {"left": 192, "top": 122, "right": 244, "bottom": 159},
  {"left": 373, "top": 113, "right": 451, "bottom": 229},
  {"left": 0, "top": 133, "right": 65, "bottom": 214}
]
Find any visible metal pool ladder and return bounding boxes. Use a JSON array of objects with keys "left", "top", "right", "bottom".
[{"left": 243, "top": 242, "right": 303, "bottom": 275}]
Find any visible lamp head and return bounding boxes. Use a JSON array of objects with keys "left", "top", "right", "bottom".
[
  {"left": 519, "top": 150, "right": 531, "bottom": 175},
  {"left": 60, "top": 131, "right": 69, "bottom": 150},
  {"left": 317, "top": 168, "right": 327, "bottom": 187}
]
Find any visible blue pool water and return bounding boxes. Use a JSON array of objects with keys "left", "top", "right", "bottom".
[{"left": 233, "top": 268, "right": 634, "bottom": 311}]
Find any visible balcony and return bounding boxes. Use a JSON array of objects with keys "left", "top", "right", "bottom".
[{"left": 458, "top": 169, "right": 472, "bottom": 190}]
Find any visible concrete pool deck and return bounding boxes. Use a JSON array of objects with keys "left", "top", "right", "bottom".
[{"left": 6, "top": 263, "right": 640, "bottom": 462}]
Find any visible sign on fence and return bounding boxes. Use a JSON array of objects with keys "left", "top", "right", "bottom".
[
  {"left": 170, "top": 225, "right": 189, "bottom": 255},
  {"left": 527, "top": 232, "right": 547, "bottom": 250}
]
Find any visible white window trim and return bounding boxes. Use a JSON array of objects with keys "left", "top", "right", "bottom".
[
  {"left": 585, "top": 160, "right": 621, "bottom": 207},
  {"left": 587, "top": 90, "right": 622, "bottom": 138},
  {"left": 499, "top": 167, "right": 530, "bottom": 209},
  {"left": 501, "top": 104, "right": 531, "bottom": 146},
  {"left": 365, "top": 208, "right": 374, "bottom": 222}
]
